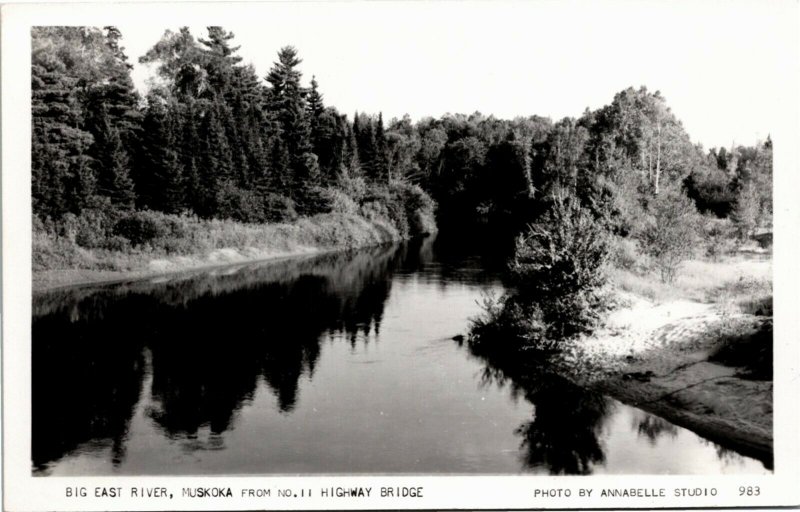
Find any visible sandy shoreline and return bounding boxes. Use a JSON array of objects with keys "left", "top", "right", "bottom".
[{"left": 569, "top": 291, "right": 773, "bottom": 466}]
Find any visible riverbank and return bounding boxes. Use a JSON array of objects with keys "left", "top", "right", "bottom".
[
  {"left": 34, "top": 201, "right": 436, "bottom": 293},
  {"left": 34, "top": 247, "right": 339, "bottom": 292},
  {"left": 561, "top": 256, "right": 773, "bottom": 466}
]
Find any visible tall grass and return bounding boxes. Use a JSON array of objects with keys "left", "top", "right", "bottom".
[
  {"left": 33, "top": 182, "right": 437, "bottom": 274},
  {"left": 610, "top": 251, "right": 772, "bottom": 313}
]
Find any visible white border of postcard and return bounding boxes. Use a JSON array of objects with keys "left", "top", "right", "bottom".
[{"left": 3, "top": 1, "right": 800, "bottom": 510}]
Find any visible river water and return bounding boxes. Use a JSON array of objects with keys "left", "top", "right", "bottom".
[{"left": 32, "top": 236, "right": 770, "bottom": 475}]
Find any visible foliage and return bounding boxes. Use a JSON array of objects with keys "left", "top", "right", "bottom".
[
  {"left": 608, "top": 236, "right": 651, "bottom": 275},
  {"left": 510, "top": 198, "right": 611, "bottom": 339},
  {"left": 469, "top": 293, "right": 548, "bottom": 354},
  {"left": 638, "top": 189, "right": 701, "bottom": 283},
  {"left": 31, "top": 26, "right": 771, "bottom": 308},
  {"left": 470, "top": 198, "right": 611, "bottom": 356},
  {"left": 113, "top": 210, "right": 187, "bottom": 247},
  {"left": 703, "top": 217, "right": 736, "bottom": 261},
  {"left": 731, "top": 182, "right": 761, "bottom": 240}
]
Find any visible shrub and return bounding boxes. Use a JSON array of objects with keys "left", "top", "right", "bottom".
[
  {"left": 263, "top": 194, "right": 298, "bottom": 223},
  {"left": 469, "top": 293, "right": 548, "bottom": 354},
  {"left": 703, "top": 217, "right": 735, "bottom": 261},
  {"left": 113, "top": 210, "right": 178, "bottom": 247},
  {"left": 73, "top": 208, "right": 117, "bottom": 248},
  {"left": 390, "top": 181, "right": 437, "bottom": 236},
  {"left": 731, "top": 182, "right": 760, "bottom": 240},
  {"left": 709, "top": 319, "right": 772, "bottom": 380},
  {"left": 609, "top": 236, "right": 650, "bottom": 275},
  {"left": 639, "top": 189, "right": 701, "bottom": 283},
  {"left": 322, "top": 187, "right": 359, "bottom": 215},
  {"left": 215, "top": 182, "right": 266, "bottom": 223},
  {"left": 336, "top": 172, "right": 368, "bottom": 203},
  {"left": 470, "top": 198, "right": 611, "bottom": 354},
  {"left": 511, "top": 198, "right": 609, "bottom": 309},
  {"left": 294, "top": 186, "right": 335, "bottom": 216}
]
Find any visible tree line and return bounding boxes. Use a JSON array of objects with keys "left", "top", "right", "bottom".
[
  {"left": 33, "top": 27, "right": 410, "bottom": 225},
  {"left": 32, "top": 26, "right": 772, "bottom": 244}
]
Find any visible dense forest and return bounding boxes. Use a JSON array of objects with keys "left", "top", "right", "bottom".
[{"left": 32, "top": 26, "right": 772, "bottom": 275}]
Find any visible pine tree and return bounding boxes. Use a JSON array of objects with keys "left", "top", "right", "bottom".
[
  {"left": 31, "top": 38, "right": 95, "bottom": 217},
  {"left": 375, "top": 112, "right": 390, "bottom": 183},
  {"left": 89, "top": 106, "right": 135, "bottom": 208},
  {"left": 180, "top": 100, "right": 201, "bottom": 211},
  {"left": 195, "top": 100, "right": 235, "bottom": 216},
  {"left": 98, "top": 26, "right": 141, "bottom": 141},
  {"left": 267, "top": 131, "right": 292, "bottom": 194},
  {"left": 266, "top": 47, "right": 313, "bottom": 195},
  {"left": 307, "top": 75, "right": 325, "bottom": 151},
  {"left": 137, "top": 98, "right": 183, "bottom": 213},
  {"left": 345, "top": 118, "right": 361, "bottom": 176},
  {"left": 354, "top": 112, "right": 377, "bottom": 179}
]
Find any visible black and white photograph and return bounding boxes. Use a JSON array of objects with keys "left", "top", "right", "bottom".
[{"left": 3, "top": 0, "right": 799, "bottom": 510}]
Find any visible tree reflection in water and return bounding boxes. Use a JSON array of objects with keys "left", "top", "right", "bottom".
[
  {"left": 634, "top": 413, "right": 679, "bottom": 445},
  {"left": 514, "top": 379, "right": 609, "bottom": 474},
  {"left": 32, "top": 244, "right": 404, "bottom": 472},
  {"left": 463, "top": 335, "right": 611, "bottom": 474}
]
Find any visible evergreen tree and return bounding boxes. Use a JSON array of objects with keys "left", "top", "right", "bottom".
[
  {"left": 345, "top": 118, "right": 361, "bottom": 176},
  {"left": 179, "top": 100, "right": 201, "bottom": 211},
  {"left": 97, "top": 27, "right": 141, "bottom": 141},
  {"left": 354, "top": 112, "right": 377, "bottom": 179},
  {"left": 137, "top": 97, "right": 183, "bottom": 213},
  {"left": 89, "top": 106, "right": 135, "bottom": 208},
  {"left": 195, "top": 100, "right": 235, "bottom": 216},
  {"left": 307, "top": 75, "right": 325, "bottom": 142},
  {"left": 375, "top": 113, "right": 390, "bottom": 183},
  {"left": 31, "top": 35, "right": 95, "bottom": 217},
  {"left": 265, "top": 46, "right": 313, "bottom": 196}
]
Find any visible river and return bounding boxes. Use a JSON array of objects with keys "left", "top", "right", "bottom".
[{"left": 32, "top": 236, "right": 769, "bottom": 475}]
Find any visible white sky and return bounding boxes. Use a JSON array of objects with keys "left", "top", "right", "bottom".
[{"left": 111, "top": 1, "right": 797, "bottom": 150}]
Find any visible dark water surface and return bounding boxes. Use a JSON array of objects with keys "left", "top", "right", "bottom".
[{"left": 32, "top": 237, "right": 769, "bottom": 475}]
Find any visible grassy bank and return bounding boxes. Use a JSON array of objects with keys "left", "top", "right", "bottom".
[{"left": 33, "top": 182, "right": 437, "bottom": 291}]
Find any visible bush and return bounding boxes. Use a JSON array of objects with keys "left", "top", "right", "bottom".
[
  {"left": 322, "top": 186, "right": 359, "bottom": 215},
  {"left": 470, "top": 198, "right": 611, "bottom": 354},
  {"left": 609, "top": 236, "right": 651, "bottom": 275},
  {"left": 469, "top": 293, "right": 548, "bottom": 354},
  {"left": 215, "top": 182, "right": 267, "bottom": 223},
  {"left": 361, "top": 185, "right": 410, "bottom": 237},
  {"left": 390, "top": 181, "right": 437, "bottom": 236},
  {"left": 703, "top": 217, "right": 735, "bottom": 261},
  {"left": 294, "top": 185, "right": 335, "bottom": 216},
  {"left": 113, "top": 210, "right": 184, "bottom": 247},
  {"left": 73, "top": 208, "right": 117, "bottom": 248},
  {"left": 262, "top": 194, "right": 298, "bottom": 223},
  {"left": 639, "top": 189, "right": 700, "bottom": 283},
  {"left": 336, "top": 172, "right": 368, "bottom": 203},
  {"left": 709, "top": 320, "right": 772, "bottom": 380},
  {"left": 511, "top": 198, "right": 609, "bottom": 307}
]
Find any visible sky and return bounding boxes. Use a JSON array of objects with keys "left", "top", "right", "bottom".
[{"left": 113, "top": 0, "right": 798, "bottom": 150}]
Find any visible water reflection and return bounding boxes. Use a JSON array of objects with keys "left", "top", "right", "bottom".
[
  {"left": 463, "top": 345, "right": 611, "bottom": 474},
  {"left": 634, "top": 414, "right": 679, "bottom": 445},
  {"left": 32, "top": 323, "right": 144, "bottom": 470},
  {"left": 32, "top": 236, "right": 769, "bottom": 475},
  {"left": 514, "top": 380, "right": 609, "bottom": 474},
  {"left": 460, "top": 329, "right": 770, "bottom": 475},
  {"left": 33, "top": 244, "right": 404, "bottom": 473}
]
